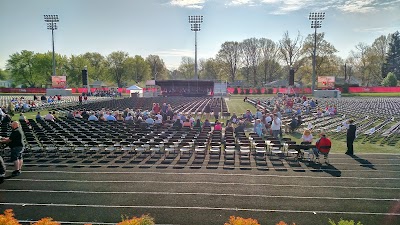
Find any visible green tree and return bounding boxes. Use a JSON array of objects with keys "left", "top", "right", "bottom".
[
  {"left": 83, "top": 52, "right": 107, "bottom": 81},
  {"left": 381, "top": 72, "right": 397, "bottom": 86},
  {"left": 146, "top": 55, "right": 168, "bottom": 80},
  {"left": 0, "top": 68, "right": 9, "bottom": 80},
  {"left": 65, "top": 54, "right": 90, "bottom": 87},
  {"left": 302, "top": 32, "right": 338, "bottom": 80},
  {"left": 240, "top": 38, "right": 261, "bottom": 86},
  {"left": 382, "top": 31, "right": 400, "bottom": 80},
  {"left": 259, "top": 38, "right": 281, "bottom": 84},
  {"left": 32, "top": 52, "right": 68, "bottom": 87},
  {"left": 6, "top": 50, "right": 37, "bottom": 87},
  {"left": 200, "top": 58, "right": 224, "bottom": 80},
  {"left": 217, "top": 41, "right": 241, "bottom": 83},
  {"left": 178, "top": 56, "right": 195, "bottom": 79},
  {"left": 106, "top": 51, "right": 129, "bottom": 87},
  {"left": 125, "top": 55, "right": 151, "bottom": 83}
]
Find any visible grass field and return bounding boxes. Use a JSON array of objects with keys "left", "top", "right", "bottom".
[
  {"left": 9, "top": 94, "right": 400, "bottom": 154},
  {"left": 225, "top": 97, "right": 400, "bottom": 154}
]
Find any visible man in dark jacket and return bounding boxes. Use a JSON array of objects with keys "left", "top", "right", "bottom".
[
  {"left": 0, "top": 121, "right": 25, "bottom": 176},
  {"left": 346, "top": 119, "right": 357, "bottom": 156}
]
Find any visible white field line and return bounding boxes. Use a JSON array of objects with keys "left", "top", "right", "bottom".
[
  {"left": 8, "top": 178, "right": 400, "bottom": 190},
  {"left": 0, "top": 189, "right": 398, "bottom": 201},
  {"left": 7, "top": 165, "right": 400, "bottom": 174},
  {"left": 1, "top": 203, "right": 399, "bottom": 216},
  {"left": 10, "top": 165, "right": 400, "bottom": 173},
  {"left": 9, "top": 170, "right": 400, "bottom": 180}
]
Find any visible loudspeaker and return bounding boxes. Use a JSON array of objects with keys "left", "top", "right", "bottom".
[
  {"left": 82, "top": 69, "right": 88, "bottom": 86},
  {"left": 289, "top": 69, "right": 294, "bottom": 86}
]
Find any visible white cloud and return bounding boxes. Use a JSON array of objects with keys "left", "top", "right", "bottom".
[
  {"left": 223, "top": 0, "right": 400, "bottom": 14},
  {"left": 170, "top": 0, "right": 206, "bottom": 9},
  {"left": 155, "top": 49, "right": 194, "bottom": 57},
  {"left": 229, "top": 0, "right": 254, "bottom": 6},
  {"left": 337, "top": 0, "right": 376, "bottom": 13},
  {"left": 354, "top": 26, "right": 400, "bottom": 34}
]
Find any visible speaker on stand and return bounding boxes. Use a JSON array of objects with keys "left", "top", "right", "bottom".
[
  {"left": 288, "top": 68, "right": 296, "bottom": 97},
  {"left": 82, "top": 67, "right": 90, "bottom": 95},
  {"left": 82, "top": 69, "right": 88, "bottom": 86}
]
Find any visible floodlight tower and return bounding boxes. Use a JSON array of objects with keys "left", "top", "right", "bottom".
[
  {"left": 44, "top": 15, "right": 59, "bottom": 76},
  {"left": 309, "top": 12, "right": 325, "bottom": 93},
  {"left": 188, "top": 15, "right": 203, "bottom": 80}
]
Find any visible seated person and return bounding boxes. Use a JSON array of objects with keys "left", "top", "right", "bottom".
[
  {"left": 88, "top": 112, "right": 98, "bottom": 121},
  {"left": 19, "top": 113, "right": 28, "bottom": 123},
  {"left": 214, "top": 121, "right": 222, "bottom": 131},
  {"left": 313, "top": 131, "right": 332, "bottom": 158},
  {"left": 35, "top": 112, "right": 43, "bottom": 121},
  {"left": 225, "top": 122, "right": 234, "bottom": 133},
  {"left": 182, "top": 119, "right": 192, "bottom": 129},
  {"left": 145, "top": 116, "right": 155, "bottom": 125},
  {"left": 301, "top": 129, "right": 313, "bottom": 143},
  {"left": 193, "top": 119, "right": 202, "bottom": 129},
  {"left": 172, "top": 118, "right": 182, "bottom": 130},
  {"left": 288, "top": 116, "right": 298, "bottom": 133},
  {"left": 234, "top": 120, "right": 245, "bottom": 135},
  {"left": 202, "top": 119, "right": 211, "bottom": 128},
  {"left": 45, "top": 112, "right": 55, "bottom": 121},
  {"left": 230, "top": 112, "right": 238, "bottom": 124}
]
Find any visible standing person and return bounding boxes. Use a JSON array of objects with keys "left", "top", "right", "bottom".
[
  {"left": 271, "top": 114, "right": 281, "bottom": 139},
  {"left": 0, "top": 121, "right": 25, "bottom": 176},
  {"left": 78, "top": 95, "right": 83, "bottom": 105},
  {"left": 204, "top": 104, "right": 211, "bottom": 119},
  {"left": 346, "top": 119, "right": 356, "bottom": 156}
]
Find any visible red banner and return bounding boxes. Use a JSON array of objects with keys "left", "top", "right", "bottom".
[
  {"left": 0, "top": 88, "right": 46, "bottom": 93},
  {"left": 348, "top": 87, "right": 400, "bottom": 93}
]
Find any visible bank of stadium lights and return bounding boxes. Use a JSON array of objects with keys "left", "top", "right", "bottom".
[
  {"left": 44, "top": 15, "right": 59, "bottom": 76},
  {"left": 309, "top": 12, "right": 325, "bottom": 94},
  {"left": 189, "top": 16, "right": 203, "bottom": 80}
]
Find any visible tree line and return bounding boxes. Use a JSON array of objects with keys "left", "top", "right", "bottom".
[{"left": 2, "top": 30, "right": 399, "bottom": 88}]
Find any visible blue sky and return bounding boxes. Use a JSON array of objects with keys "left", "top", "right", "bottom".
[{"left": 1, "top": 0, "right": 400, "bottom": 70}]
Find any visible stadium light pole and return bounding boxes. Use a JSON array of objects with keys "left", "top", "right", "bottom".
[
  {"left": 44, "top": 15, "right": 59, "bottom": 76},
  {"left": 189, "top": 15, "right": 203, "bottom": 80},
  {"left": 309, "top": 12, "right": 325, "bottom": 94}
]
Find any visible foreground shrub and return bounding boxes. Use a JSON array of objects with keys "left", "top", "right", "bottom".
[
  {"left": 276, "top": 221, "right": 296, "bottom": 225},
  {"left": 0, "top": 209, "right": 20, "bottom": 225},
  {"left": 117, "top": 215, "right": 155, "bottom": 225},
  {"left": 224, "top": 216, "right": 260, "bottom": 225},
  {"left": 328, "top": 218, "right": 363, "bottom": 225},
  {"left": 31, "top": 218, "right": 60, "bottom": 225}
]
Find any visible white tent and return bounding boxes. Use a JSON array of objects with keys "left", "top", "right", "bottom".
[{"left": 127, "top": 85, "right": 143, "bottom": 96}]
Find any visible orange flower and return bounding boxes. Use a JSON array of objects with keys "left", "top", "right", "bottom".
[
  {"left": 276, "top": 221, "right": 296, "bottom": 225},
  {"left": 224, "top": 216, "right": 260, "bottom": 225},
  {"left": 0, "top": 209, "right": 20, "bottom": 225},
  {"left": 31, "top": 218, "right": 60, "bottom": 225}
]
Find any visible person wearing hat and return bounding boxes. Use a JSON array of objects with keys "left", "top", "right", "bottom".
[
  {"left": 313, "top": 131, "right": 332, "bottom": 158},
  {"left": 346, "top": 119, "right": 356, "bottom": 156}
]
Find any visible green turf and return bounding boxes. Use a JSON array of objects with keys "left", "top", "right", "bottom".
[
  {"left": 339, "top": 93, "right": 400, "bottom": 97},
  {"left": 225, "top": 97, "right": 400, "bottom": 154}
]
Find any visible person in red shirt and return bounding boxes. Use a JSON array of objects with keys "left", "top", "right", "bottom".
[{"left": 313, "top": 131, "right": 332, "bottom": 157}]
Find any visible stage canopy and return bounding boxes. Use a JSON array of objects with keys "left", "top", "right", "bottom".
[{"left": 155, "top": 80, "right": 214, "bottom": 97}]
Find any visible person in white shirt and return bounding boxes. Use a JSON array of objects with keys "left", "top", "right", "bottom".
[
  {"left": 44, "top": 112, "right": 55, "bottom": 121},
  {"left": 271, "top": 114, "right": 281, "bottom": 139},
  {"left": 156, "top": 113, "right": 163, "bottom": 122},
  {"left": 125, "top": 113, "right": 134, "bottom": 121},
  {"left": 301, "top": 129, "right": 313, "bottom": 143}
]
